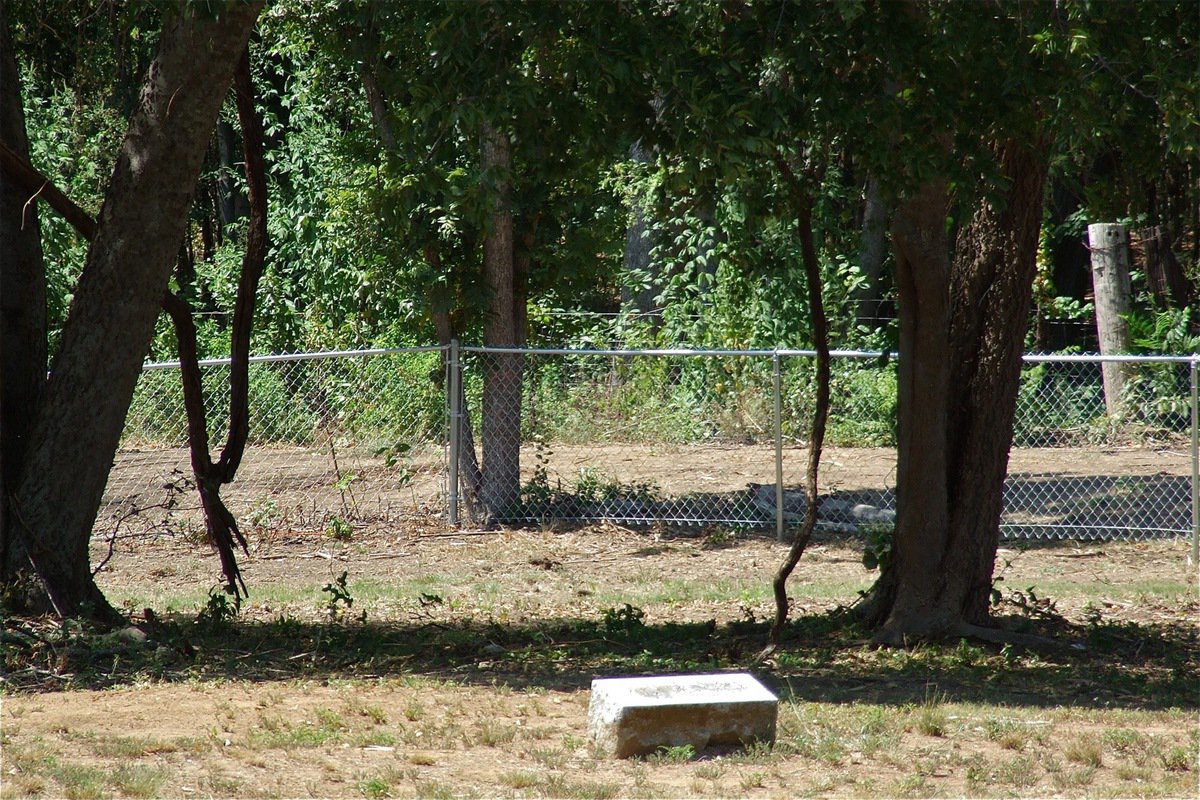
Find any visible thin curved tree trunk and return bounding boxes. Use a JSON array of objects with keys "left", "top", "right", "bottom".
[
  {"left": 766, "top": 171, "right": 831, "bottom": 650},
  {"left": 166, "top": 46, "right": 269, "bottom": 598}
]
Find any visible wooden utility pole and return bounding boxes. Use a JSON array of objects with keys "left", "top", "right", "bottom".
[{"left": 1088, "top": 223, "right": 1134, "bottom": 416}]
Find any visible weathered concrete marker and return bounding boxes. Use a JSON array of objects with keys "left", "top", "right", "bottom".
[{"left": 588, "top": 673, "right": 778, "bottom": 758}]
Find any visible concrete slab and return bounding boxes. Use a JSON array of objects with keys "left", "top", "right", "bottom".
[{"left": 588, "top": 672, "right": 778, "bottom": 758}]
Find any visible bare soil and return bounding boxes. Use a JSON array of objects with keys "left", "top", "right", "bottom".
[{"left": 4, "top": 440, "right": 1197, "bottom": 799}]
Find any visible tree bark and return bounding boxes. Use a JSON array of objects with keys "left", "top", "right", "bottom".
[
  {"left": 479, "top": 122, "right": 523, "bottom": 518},
  {"left": 852, "top": 174, "right": 890, "bottom": 327},
  {"left": 1139, "top": 224, "right": 1191, "bottom": 309},
  {"left": 0, "top": 0, "right": 50, "bottom": 610},
  {"left": 1088, "top": 223, "right": 1134, "bottom": 417},
  {"left": 865, "top": 142, "right": 1048, "bottom": 643},
  {"left": 767, "top": 176, "right": 830, "bottom": 648},
  {"left": 9, "top": 1, "right": 262, "bottom": 624}
]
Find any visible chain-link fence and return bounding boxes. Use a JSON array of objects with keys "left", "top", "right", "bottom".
[
  {"left": 104, "top": 348, "right": 449, "bottom": 540},
  {"left": 101, "top": 346, "right": 1198, "bottom": 546}
]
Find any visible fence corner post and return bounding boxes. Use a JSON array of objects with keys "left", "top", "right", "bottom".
[
  {"left": 774, "top": 351, "right": 785, "bottom": 542},
  {"left": 447, "top": 339, "right": 461, "bottom": 527},
  {"left": 1191, "top": 357, "right": 1198, "bottom": 568}
]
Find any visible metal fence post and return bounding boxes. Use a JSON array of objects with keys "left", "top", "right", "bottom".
[
  {"left": 1191, "top": 357, "right": 1198, "bottom": 567},
  {"left": 447, "top": 339, "right": 461, "bottom": 526},
  {"left": 774, "top": 351, "right": 785, "bottom": 542}
]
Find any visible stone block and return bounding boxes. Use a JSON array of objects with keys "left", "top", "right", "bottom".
[{"left": 588, "top": 672, "right": 778, "bottom": 758}]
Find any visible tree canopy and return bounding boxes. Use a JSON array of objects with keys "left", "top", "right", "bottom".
[{"left": 1, "top": 0, "right": 1196, "bottom": 632}]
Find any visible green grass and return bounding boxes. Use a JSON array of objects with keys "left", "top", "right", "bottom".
[{"left": 108, "top": 764, "right": 170, "bottom": 798}]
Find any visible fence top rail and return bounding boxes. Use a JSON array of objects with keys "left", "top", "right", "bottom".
[
  {"left": 1020, "top": 352, "right": 1197, "bottom": 364},
  {"left": 141, "top": 345, "right": 446, "bottom": 371},
  {"left": 464, "top": 345, "right": 1196, "bottom": 363},
  {"left": 140, "top": 345, "right": 1198, "bottom": 371}
]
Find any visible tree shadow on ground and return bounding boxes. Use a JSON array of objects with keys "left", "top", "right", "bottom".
[
  {"left": 498, "top": 471, "right": 1191, "bottom": 544},
  {"left": 5, "top": 602, "right": 1196, "bottom": 713}
]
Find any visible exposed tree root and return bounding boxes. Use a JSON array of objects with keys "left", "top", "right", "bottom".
[{"left": 870, "top": 614, "right": 1081, "bottom": 655}]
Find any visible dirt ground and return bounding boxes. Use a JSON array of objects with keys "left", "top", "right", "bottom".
[
  {"left": 97, "top": 441, "right": 1195, "bottom": 536},
  {"left": 3, "top": 522, "right": 1198, "bottom": 799},
  {"left": 4, "top": 438, "right": 1197, "bottom": 799}
]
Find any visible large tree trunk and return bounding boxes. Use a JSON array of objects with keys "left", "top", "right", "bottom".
[
  {"left": 0, "top": 0, "right": 50, "bottom": 611},
  {"left": 865, "top": 142, "right": 1048, "bottom": 643},
  {"left": 479, "top": 122, "right": 523, "bottom": 518},
  {"left": 8, "top": 2, "right": 262, "bottom": 624}
]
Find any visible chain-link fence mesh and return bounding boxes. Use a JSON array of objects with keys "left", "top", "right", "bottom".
[
  {"left": 102, "top": 349, "right": 448, "bottom": 540},
  {"left": 100, "top": 347, "right": 1195, "bottom": 543}
]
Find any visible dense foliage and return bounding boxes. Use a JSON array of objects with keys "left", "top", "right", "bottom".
[{"left": 10, "top": 1, "right": 1196, "bottom": 361}]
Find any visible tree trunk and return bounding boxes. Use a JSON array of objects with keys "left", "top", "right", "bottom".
[
  {"left": 852, "top": 174, "right": 890, "bottom": 327},
  {"left": 0, "top": 0, "right": 50, "bottom": 611},
  {"left": 767, "top": 177, "right": 830, "bottom": 648},
  {"left": 479, "top": 122, "right": 522, "bottom": 518},
  {"left": 621, "top": 141, "right": 658, "bottom": 320},
  {"left": 865, "top": 142, "right": 1048, "bottom": 643},
  {"left": 1139, "top": 224, "right": 1191, "bottom": 308},
  {"left": 1088, "top": 223, "right": 1134, "bottom": 417},
  {"left": 166, "top": 46, "right": 269, "bottom": 598},
  {"left": 8, "top": 1, "right": 262, "bottom": 624}
]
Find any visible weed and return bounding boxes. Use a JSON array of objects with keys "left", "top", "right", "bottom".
[
  {"left": 472, "top": 720, "right": 517, "bottom": 747},
  {"left": 108, "top": 764, "right": 169, "bottom": 798},
  {"left": 1051, "top": 766, "right": 1097, "bottom": 790},
  {"left": 543, "top": 776, "right": 621, "bottom": 800},
  {"left": 528, "top": 746, "right": 569, "bottom": 769},
  {"left": 315, "top": 707, "right": 348, "bottom": 732},
  {"left": 1161, "top": 745, "right": 1194, "bottom": 772},
  {"left": 202, "top": 770, "right": 242, "bottom": 796},
  {"left": 195, "top": 585, "right": 241, "bottom": 629},
  {"left": 82, "top": 733, "right": 179, "bottom": 758},
  {"left": 701, "top": 527, "right": 735, "bottom": 549},
  {"left": 498, "top": 770, "right": 540, "bottom": 789},
  {"left": 694, "top": 762, "right": 724, "bottom": 780},
  {"left": 601, "top": 603, "right": 646, "bottom": 636},
  {"left": 248, "top": 716, "right": 342, "bottom": 748},
  {"left": 996, "top": 754, "right": 1040, "bottom": 788},
  {"left": 860, "top": 523, "right": 894, "bottom": 571},
  {"left": 649, "top": 743, "right": 695, "bottom": 763},
  {"left": 1102, "top": 727, "right": 1148, "bottom": 754},
  {"left": 893, "top": 773, "right": 928, "bottom": 797},
  {"left": 251, "top": 497, "right": 282, "bottom": 531},
  {"left": 913, "top": 691, "right": 949, "bottom": 737},
  {"left": 413, "top": 780, "right": 456, "bottom": 799},
  {"left": 739, "top": 771, "right": 768, "bottom": 790},
  {"left": 357, "top": 776, "right": 392, "bottom": 799},
  {"left": 322, "top": 570, "right": 356, "bottom": 621},
  {"left": 328, "top": 516, "right": 355, "bottom": 541},
  {"left": 46, "top": 762, "right": 107, "bottom": 800},
  {"left": 963, "top": 755, "right": 991, "bottom": 789},
  {"left": 1065, "top": 735, "right": 1104, "bottom": 767},
  {"left": 984, "top": 718, "right": 1029, "bottom": 751}
]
